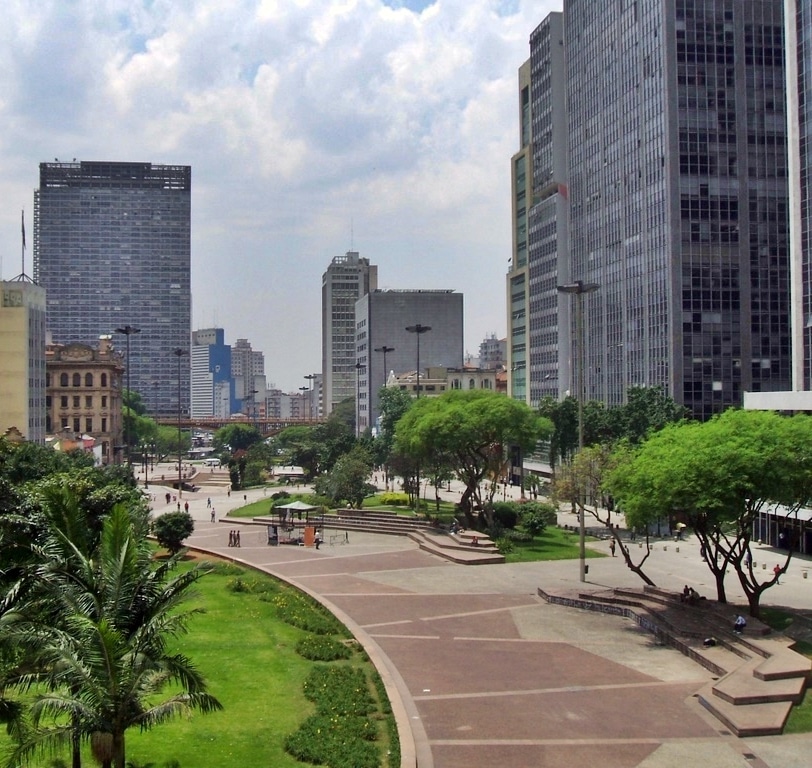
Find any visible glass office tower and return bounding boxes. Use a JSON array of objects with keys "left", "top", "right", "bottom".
[{"left": 33, "top": 161, "right": 191, "bottom": 417}]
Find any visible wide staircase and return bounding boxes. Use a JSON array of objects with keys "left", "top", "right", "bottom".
[
  {"left": 538, "top": 585, "right": 811, "bottom": 737},
  {"left": 190, "top": 468, "right": 232, "bottom": 489},
  {"left": 248, "top": 508, "right": 504, "bottom": 565}
]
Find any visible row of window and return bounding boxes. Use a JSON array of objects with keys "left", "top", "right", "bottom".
[
  {"left": 46, "top": 417, "right": 109, "bottom": 434},
  {"left": 48, "top": 372, "right": 113, "bottom": 388},
  {"left": 48, "top": 394, "right": 110, "bottom": 409}
]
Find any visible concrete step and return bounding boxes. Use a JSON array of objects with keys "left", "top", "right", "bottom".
[
  {"left": 753, "top": 646, "right": 812, "bottom": 682},
  {"left": 712, "top": 658, "right": 806, "bottom": 705},
  {"left": 408, "top": 530, "right": 505, "bottom": 565},
  {"left": 697, "top": 682, "right": 792, "bottom": 737}
]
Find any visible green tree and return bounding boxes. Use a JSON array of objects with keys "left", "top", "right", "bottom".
[
  {"left": 313, "top": 407, "right": 356, "bottom": 474},
  {"left": 395, "top": 390, "right": 551, "bottom": 528},
  {"left": 313, "top": 445, "right": 374, "bottom": 509},
  {"left": 152, "top": 511, "right": 195, "bottom": 555},
  {"left": 273, "top": 426, "right": 320, "bottom": 478},
  {"left": 606, "top": 410, "right": 812, "bottom": 616},
  {"left": 613, "top": 386, "right": 689, "bottom": 445},
  {"left": 537, "top": 396, "right": 578, "bottom": 472},
  {"left": 373, "top": 388, "right": 414, "bottom": 485},
  {"left": 2, "top": 504, "right": 221, "bottom": 768},
  {"left": 214, "top": 423, "right": 263, "bottom": 454}
]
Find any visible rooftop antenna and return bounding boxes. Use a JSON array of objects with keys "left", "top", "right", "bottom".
[
  {"left": 12, "top": 209, "right": 34, "bottom": 283},
  {"left": 350, "top": 218, "right": 354, "bottom": 251}
]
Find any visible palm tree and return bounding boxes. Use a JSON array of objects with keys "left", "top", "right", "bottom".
[{"left": 2, "top": 501, "right": 221, "bottom": 768}]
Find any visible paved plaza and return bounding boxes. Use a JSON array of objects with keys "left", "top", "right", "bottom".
[{"left": 149, "top": 469, "right": 812, "bottom": 768}]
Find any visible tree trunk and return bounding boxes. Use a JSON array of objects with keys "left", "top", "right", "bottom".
[{"left": 72, "top": 726, "right": 82, "bottom": 768}]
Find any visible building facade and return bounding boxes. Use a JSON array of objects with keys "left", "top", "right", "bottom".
[
  {"left": 508, "top": 13, "right": 571, "bottom": 408},
  {"left": 33, "top": 160, "right": 191, "bottom": 418},
  {"left": 478, "top": 333, "right": 507, "bottom": 370},
  {"left": 355, "top": 289, "right": 464, "bottom": 432},
  {"left": 191, "top": 328, "right": 235, "bottom": 418},
  {"left": 0, "top": 280, "right": 47, "bottom": 442},
  {"left": 322, "top": 251, "right": 378, "bottom": 415},
  {"left": 564, "top": 0, "right": 790, "bottom": 419},
  {"left": 45, "top": 337, "right": 124, "bottom": 464},
  {"left": 231, "top": 337, "right": 266, "bottom": 417}
]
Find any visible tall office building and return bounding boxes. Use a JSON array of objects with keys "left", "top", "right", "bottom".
[
  {"left": 0, "top": 280, "right": 47, "bottom": 442},
  {"left": 231, "top": 338, "right": 266, "bottom": 416},
  {"left": 355, "top": 289, "right": 464, "bottom": 432},
  {"left": 564, "top": 0, "right": 790, "bottom": 419},
  {"left": 191, "top": 328, "right": 235, "bottom": 418},
  {"left": 322, "top": 251, "right": 378, "bottom": 414},
  {"left": 787, "top": 0, "right": 811, "bottom": 389},
  {"left": 33, "top": 160, "right": 191, "bottom": 418},
  {"left": 508, "top": 13, "right": 570, "bottom": 407}
]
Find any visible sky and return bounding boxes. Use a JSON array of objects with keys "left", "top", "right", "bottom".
[{"left": 0, "top": 0, "right": 562, "bottom": 392}]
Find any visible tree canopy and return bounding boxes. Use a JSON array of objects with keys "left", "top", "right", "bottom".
[
  {"left": 606, "top": 409, "right": 812, "bottom": 615},
  {"left": 395, "top": 390, "right": 551, "bottom": 526}
]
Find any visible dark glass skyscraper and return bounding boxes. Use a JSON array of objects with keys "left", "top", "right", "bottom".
[
  {"left": 564, "top": 0, "right": 790, "bottom": 419},
  {"left": 33, "top": 161, "right": 191, "bottom": 417}
]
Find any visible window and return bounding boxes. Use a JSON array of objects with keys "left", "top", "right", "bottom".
[
  {"left": 101, "top": 417, "right": 107, "bottom": 432},
  {"left": 469, "top": 379, "right": 476, "bottom": 389},
  {"left": 101, "top": 396, "right": 108, "bottom": 408},
  {"left": 85, "top": 396, "right": 93, "bottom": 408},
  {"left": 60, "top": 373, "right": 69, "bottom": 387},
  {"left": 72, "top": 373, "right": 81, "bottom": 387},
  {"left": 60, "top": 396, "right": 68, "bottom": 408},
  {"left": 73, "top": 396, "right": 80, "bottom": 408},
  {"left": 101, "top": 373, "right": 108, "bottom": 387},
  {"left": 86, "top": 418, "right": 93, "bottom": 432},
  {"left": 85, "top": 373, "right": 93, "bottom": 387},
  {"left": 73, "top": 417, "right": 80, "bottom": 432}
]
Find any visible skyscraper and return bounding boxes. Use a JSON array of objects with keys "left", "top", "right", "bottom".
[
  {"left": 322, "top": 251, "right": 378, "bottom": 414},
  {"left": 786, "top": 0, "right": 811, "bottom": 389},
  {"left": 191, "top": 328, "right": 235, "bottom": 418},
  {"left": 33, "top": 161, "right": 191, "bottom": 418},
  {"left": 508, "top": 13, "right": 570, "bottom": 407},
  {"left": 355, "top": 289, "right": 464, "bottom": 431},
  {"left": 563, "top": 0, "right": 790, "bottom": 419}
]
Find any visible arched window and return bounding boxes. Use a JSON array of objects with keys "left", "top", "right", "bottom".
[
  {"left": 72, "top": 373, "right": 81, "bottom": 387},
  {"left": 469, "top": 378, "right": 476, "bottom": 389},
  {"left": 452, "top": 379, "right": 460, "bottom": 389},
  {"left": 101, "top": 373, "right": 108, "bottom": 387},
  {"left": 483, "top": 379, "right": 491, "bottom": 389},
  {"left": 60, "top": 373, "right": 69, "bottom": 387},
  {"left": 85, "top": 373, "right": 93, "bottom": 387}
]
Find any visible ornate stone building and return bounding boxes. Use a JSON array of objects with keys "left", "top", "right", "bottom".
[{"left": 46, "top": 336, "right": 124, "bottom": 464}]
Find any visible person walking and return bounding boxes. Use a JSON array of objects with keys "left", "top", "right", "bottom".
[
  {"left": 210, "top": 507, "right": 216, "bottom": 523},
  {"left": 773, "top": 563, "right": 782, "bottom": 584},
  {"left": 207, "top": 497, "right": 211, "bottom": 508},
  {"left": 609, "top": 539, "right": 616, "bottom": 557},
  {"left": 235, "top": 530, "right": 241, "bottom": 548}
]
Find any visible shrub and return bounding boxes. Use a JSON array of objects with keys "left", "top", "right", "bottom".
[
  {"left": 285, "top": 666, "right": 380, "bottom": 768},
  {"left": 271, "top": 490, "right": 291, "bottom": 500},
  {"left": 295, "top": 634, "right": 352, "bottom": 661},
  {"left": 495, "top": 537, "right": 515, "bottom": 555},
  {"left": 520, "top": 502, "right": 558, "bottom": 536},
  {"left": 491, "top": 501, "right": 520, "bottom": 529},
  {"left": 273, "top": 591, "right": 347, "bottom": 636},
  {"left": 379, "top": 492, "right": 410, "bottom": 507},
  {"left": 152, "top": 511, "right": 194, "bottom": 554}
]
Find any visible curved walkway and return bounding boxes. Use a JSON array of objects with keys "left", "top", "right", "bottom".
[{"left": 151, "top": 475, "right": 812, "bottom": 768}]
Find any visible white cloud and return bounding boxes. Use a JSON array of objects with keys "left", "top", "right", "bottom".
[{"left": 0, "top": 0, "right": 562, "bottom": 389}]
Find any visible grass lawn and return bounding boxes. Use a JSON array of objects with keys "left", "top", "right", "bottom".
[
  {"left": 1, "top": 558, "right": 396, "bottom": 767},
  {"left": 503, "top": 526, "right": 606, "bottom": 564}
]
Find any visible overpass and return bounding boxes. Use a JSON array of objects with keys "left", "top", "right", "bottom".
[{"left": 154, "top": 416, "right": 324, "bottom": 436}]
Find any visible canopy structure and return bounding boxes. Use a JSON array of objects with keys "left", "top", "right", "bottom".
[{"left": 276, "top": 500, "right": 319, "bottom": 512}]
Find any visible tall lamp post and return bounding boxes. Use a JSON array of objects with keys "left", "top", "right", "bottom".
[
  {"left": 557, "top": 280, "right": 600, "bottom": 583},
  {"left": 173, "top": 348, "right": 187, "bottom": 497},
  {"left": 406, "top": 324, "right": 431, "bottom": 510},
  {"left": 374, "top": 345, "right": 395, "bottom": 388},
  {"left": 298, "top": 386, "right": 309, "bottom": 420},
  {"left": 114, "top": 325, "right": 140, "bottom": 466},
  {"left": 354, "top": 361, "right": 364, "bottom": 437},
  {"left": 405, "top": 325, "right": 431, "bottom": 399}
]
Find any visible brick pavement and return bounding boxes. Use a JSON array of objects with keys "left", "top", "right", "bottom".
[{"left": 155, "top": 473, "right": 812, "bottom": 768}]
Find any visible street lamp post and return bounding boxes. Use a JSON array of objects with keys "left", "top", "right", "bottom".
[
  {"left": 557, "top": 280, "right": 600, "bottom": 583},
  {"left": 406, "top": 324, "right": 431, "bottom": 511},
  {"left": 354, "top": 361, "right": 363, "bottom": 437},
  {"left": 173, "top": 348, "right": 187, "bottom": 498},
  {"left": 405, "top": 325, "right": 431, "bottom": 398},
  {"left": 374, "top": 345, "right": 395, "bottom": 389},
  {"left": 298, "top": 386, "right": 309, "bottom": 420},
  {"left": 114, "top": 325, "right": 141, "bottom": 466}
]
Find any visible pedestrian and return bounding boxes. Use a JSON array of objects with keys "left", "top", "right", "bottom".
[
  {"left": 184, "top": 501, "right": 189, "bottom": 513},
  {"left": 176, "top": 501, "right": 181, "bottom": 511},
  {"left": 773, "top": 563, "right": 782, "bottom": 584},
  {"left": 244, "top": 494, "right": 247, "bottom": 502},
  {"left": 609, "top": 539, "right": 616, "bottom": 557},
  {"left": 700, "top": 544, "right": 707, "bottom": 561},
  {"left": 228, "top": 530, "right": 234, "bottom": 547},
  {"left": 778, "top": 532, "right": 787, "bottom": 550},
  {"left": 165, "top": 492, "right": 171, "bottom": 505},
  {"left": 210, "top": 508, "right": 215, "bottom": 523},
  {"left": 235, "top": 530, "right": 241, "bottom": 547},
  {"left": 227, "top": 489, "right": 231, "bottom": 497},
  {"left": 315, "top": 531, "right": 322, "bottom": 550},
  {"left": 207, "top": 497, "right": 211, "bottom": 508},
  {"left": 743, "top": 550, "right": 751, "bottom": 568}
]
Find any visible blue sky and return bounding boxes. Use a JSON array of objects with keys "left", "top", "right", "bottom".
[{"left": 0, "top": 0, "right": 562, "bottom": 391}]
